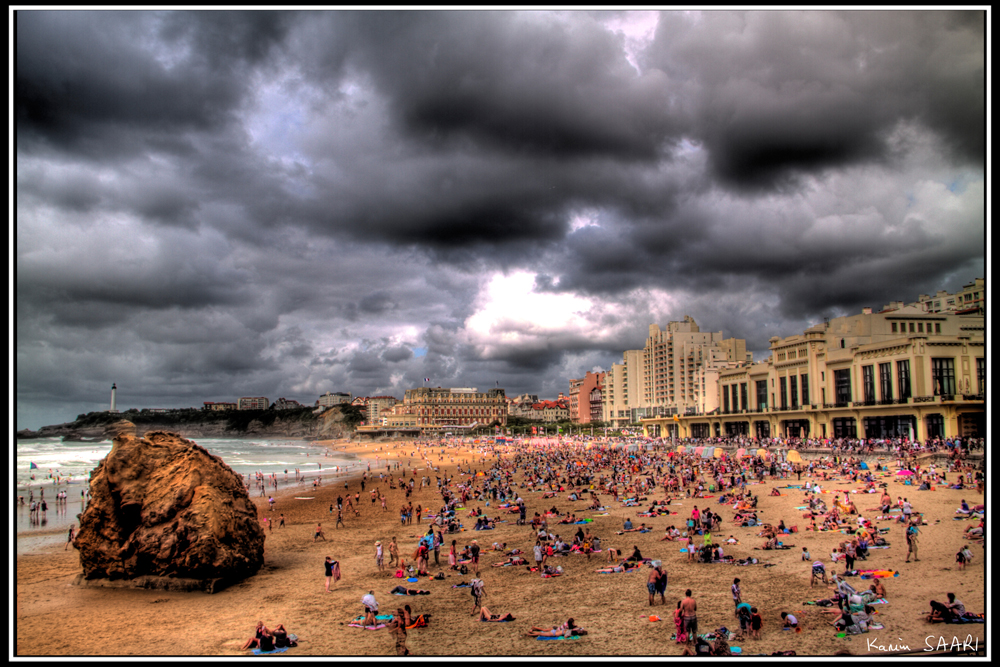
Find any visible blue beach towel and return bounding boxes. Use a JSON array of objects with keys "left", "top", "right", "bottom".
[
  {"left": 252, "top": 647, "right": 289, "bottom": 655},
  {"left": 538, "top": 634, "right": 582, "bottom": 641}
]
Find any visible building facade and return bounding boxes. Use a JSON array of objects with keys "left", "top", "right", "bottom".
[
  {"left": 317, "top": 391, "right": 352, "bottom": 408},
  {"left": 203, "top": 401, "right": 237, "bottom": 411},
  {"left": 367, "top": 396, "right": 399, "bottom": 424},
  {"left": 273, "top": 397, "right": 304, "bottom": 410},
  {"left": 643, "top": 306, "right": 985, "bottom": 441},
  {"left": 568, "top": 371, "right": 605, "bottom": 423},
  {"left": 601, "top": 317, "right": 750, "bottom": 426},
  {"left": 401, "top": 387, "right": 508, "bottom": 432},
  {"left": 238, "top": 396, "right": 270, "bottom": 410}
]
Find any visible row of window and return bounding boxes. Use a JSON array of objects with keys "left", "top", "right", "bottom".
[
  {"left": 891, "top": 321, "right": 941, "bottom": 334},
  {"left": 721, "top": 357, "right": 983, "bottom": 410}
]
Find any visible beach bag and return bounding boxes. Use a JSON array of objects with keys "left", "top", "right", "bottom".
[{"left": 790, "top": 526, "right": 798, "bottom": 533}]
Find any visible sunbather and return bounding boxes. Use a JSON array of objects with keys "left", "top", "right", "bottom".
[{"left": 479, "top": 605, "right": 515, "bottom": 622}]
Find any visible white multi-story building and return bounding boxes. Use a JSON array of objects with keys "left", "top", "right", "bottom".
[
  {"left": 238, "top": 396, "right": 270, "bottom": 410},
  {"left": 317, "top": 391, "right": 352, "bottom": 408}
]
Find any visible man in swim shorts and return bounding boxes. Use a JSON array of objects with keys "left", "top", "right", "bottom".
[{"left": 680, "top": 589, "right": 698, "bottom": 642}]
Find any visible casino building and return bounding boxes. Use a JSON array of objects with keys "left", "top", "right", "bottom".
[{"left": 642, "top": 304, "right": 985, "bottom": 441}]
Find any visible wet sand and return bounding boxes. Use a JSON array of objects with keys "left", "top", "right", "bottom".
[{"left": 15, "top": 439, "right": 985, "bottom": 657}]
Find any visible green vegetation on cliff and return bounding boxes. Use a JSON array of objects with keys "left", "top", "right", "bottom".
[{"left": 70, "top": 404, "right": 364, "bottom": 433}]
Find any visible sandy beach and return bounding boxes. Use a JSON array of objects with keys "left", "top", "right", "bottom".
[{"left": 15, "top": 437, "right": 985, "bottom": 657}]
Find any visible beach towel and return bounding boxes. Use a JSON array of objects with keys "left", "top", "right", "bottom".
[
  {"left": 537, "top": 634, "right": 581, "bottom": 641},
  {"left": 252, "top": 647, "right": 289, "bottom": 655}
]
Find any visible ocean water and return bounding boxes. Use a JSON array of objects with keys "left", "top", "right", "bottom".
[{"left": 14, "top": 436, "right": 391, "bottom": 546}]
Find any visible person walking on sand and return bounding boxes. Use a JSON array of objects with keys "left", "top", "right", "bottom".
[
  {"left": 336, "top": 507, "right": 345, "bottom": 529},
  {"left": 65, "top": 523, "right": 75, "bottom": 550},
  {"left": 905, "top": 521, "right": 920, "bottom": 562},
  {"left": 325, "top": 556, "right": 341, "bottom": 591},
  {"left": 376, "top": 541, "right": 385, "bottom": 572},
  {"left": 278, "top": 513, "right": 285, "bottom": 528},
  {"left": 314, "top": 523, "right": 327, "bottom": 542}
]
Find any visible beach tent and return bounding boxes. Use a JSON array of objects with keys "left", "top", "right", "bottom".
[
  {"left": 677, "top": 445, "right": 685, "bottom": 454},
  {"left": 756, "top": 448, "right": 769, "bottom": 459},
  {"left": 735, "top": 448, "right": 746, "bottom": 459},
  {"left": 695, "top": 447, "right": 704, "bottom": 455},
  {"left": 701, "top": 447, "right": 713, "bottom": 458},
  {"left": 686, "top": 446, "right": 696, "bottom": 454},
  {"left": 786, "top": 450, "right": 802, "bottom": 463},
  {"left": 714, "top": 448, "right": 724, "bottom": 458},
  {"left": 859, "top": 461, "right": 869, "bottom": 470}
]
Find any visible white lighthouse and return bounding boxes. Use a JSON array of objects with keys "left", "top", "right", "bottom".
[{"left": 110, "top": 383, "right": 119, "bottom": 413}]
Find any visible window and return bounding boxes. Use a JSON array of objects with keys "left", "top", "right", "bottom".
[
  {"left": 780, "top": 377, "right": 788, "bottom": 409},
  {"left": 756, "top": 380, "right": 767, "bottom": 410},
  {"left": 931, "top": 358, "right": 955, "bottom": 396},
  {"left": 723, "top": 386, "right": 730, "bottom": 412},
  {"left": 909, "top": 322, "right": 915, "bottom": 333},
  {"left": 740, "top": 383, "right": 748, "bottom": 412},
  {"left": 977, "top": 358, "right": 985, "bottom": 395},
  {"left": 897, "top": 360, "right": 911, "bottom": 400},
  {"left": 891, "top": 322, "right": 898, "bottom": 333},
  {"left": 917, "top": 323, "right": 923, "bottom": 333},
  {"left": 934, "top": 323, "right": 941, "bottom": 333},
  {"left": 790, "top": 374, "right": 798, "bottom": 408},
  {"left": 801, "top": 374, "right": 809, "bottom": 406},
  {"left": 834, "top": 369, "right": 852, "bottom": 405},
  {"left": 879, "top": 363, "right": 892, "bottom": 402},
  {"left": 862, "top": 365, "right": 875, "bottom": 403}
]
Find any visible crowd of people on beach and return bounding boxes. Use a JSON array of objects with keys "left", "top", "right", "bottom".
[{"left": 256, "top": 431, "right": 983, "bottom": 655}]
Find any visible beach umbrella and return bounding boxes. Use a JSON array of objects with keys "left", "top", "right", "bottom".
[
  {"left": 713, "top": 448, "right": 724, "bottom": 458},
  {"left": 756, "top": 448, "right": 768, "bottom": 459},
  {"left": 786, "top": 450, "right": 802, "bottom": 463},
  {"left": 896, "top": 470, "right": 914, "bottom": 476}
]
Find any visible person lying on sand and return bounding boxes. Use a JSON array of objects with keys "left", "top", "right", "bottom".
[
  {"left": 524, "top": 619, "right": 587, "bottom": 637},
  {"left": 479, "top": 605, "right": 515, "bottom": 622},
  {"left": 390, "top": 585, "right": 431, "bottom": 595}
]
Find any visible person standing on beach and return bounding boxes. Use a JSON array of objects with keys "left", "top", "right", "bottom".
[
  {"left": 336, "top": 507, "right": 345, "bottom": 529},
  {"left": 376, "top": 541, "right": 385, "bottom": 572},
  {"left": 470, "top": 540, "right": 481, "bottom": 575},
  {"left": 65, "top": 523, "right": 75, "bottom": 550},
  {"left": 388, "top": 537, "right": 399, "bottom": 568},
  {"left": 680, "top": 590, "right": 698, "bottom": 643},
  {"left": 279, "top": 514, "right": 285, "bottom": 528},
  {"left": 732, "top": 578, "right": 742, "bottom": 607},
  {"left": 433, "top": 530, "right": 442, "bottom": 566},
  {"left": 905, "top": 521, "right": 920, "bottom": 562},
  {"left": 314, "top": 523, "right": 327, "bottom": 542},
  {"left": 325, "top": 556, "right": 341, "bottom": 591},
  {"left": 389, "top": 607, "right": 409, "bottom": 655}
]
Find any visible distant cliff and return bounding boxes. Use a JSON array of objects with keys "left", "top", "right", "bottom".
[{"left": 16, "top": 404, "right": 364, "bottom": 441}]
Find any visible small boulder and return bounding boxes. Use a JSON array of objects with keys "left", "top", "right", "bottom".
[{"left": 74, "top": 431, "right": 264, "bottom": 592}]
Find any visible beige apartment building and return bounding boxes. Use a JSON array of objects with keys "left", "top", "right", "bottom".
[
  {"left": 602, "top": 317, "right": 750, "bottom": 427},
  {"left": 642, "top": 305, "right": 985, "bottom": 441},
  {"left": 367, "top": 396, "right": 399, "bottom": 424}
]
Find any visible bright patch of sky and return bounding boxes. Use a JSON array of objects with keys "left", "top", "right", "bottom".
[{"left": 599, "top": 11, "right": 660, "bottom": 74}]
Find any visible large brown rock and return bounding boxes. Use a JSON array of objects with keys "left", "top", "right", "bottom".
[{"left": 73, "top": 431, "right": 264, "bottom": 592}]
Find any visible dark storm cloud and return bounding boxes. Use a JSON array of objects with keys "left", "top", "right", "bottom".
[
  {"left": 14, "top": 10, "right": 986, "bottom": 429},
  {"left": 646, "top": 10, "right": 985, "bottom": 191},
  {"left": 308, "top": 11, "right": 682, "bottom": 161}
]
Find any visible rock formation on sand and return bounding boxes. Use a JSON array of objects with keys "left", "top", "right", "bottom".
[{"left": 73, "top": 430, "right": 265, "bottom": 592}]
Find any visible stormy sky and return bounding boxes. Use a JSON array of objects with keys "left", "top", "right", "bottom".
[{"left": 15, "top": 10, "right": 987, "bottom": 429}]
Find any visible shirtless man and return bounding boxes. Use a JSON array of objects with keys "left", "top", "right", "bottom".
[
  {"left": 389, "top": 607, "right": 409, "bottom": 655},
  {"left": 680, "top": 589, "right": 698, "bottom": 643}
]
